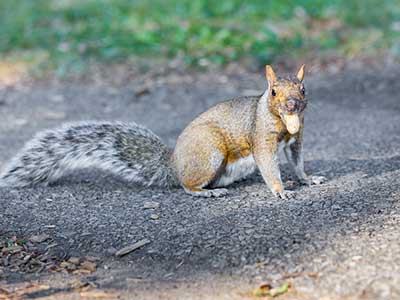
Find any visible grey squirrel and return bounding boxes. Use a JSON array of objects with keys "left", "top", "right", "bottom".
[{"left": 0, "top": 65, "right": 325, "bottom": 198}]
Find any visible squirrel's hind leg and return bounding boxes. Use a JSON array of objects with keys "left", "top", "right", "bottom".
[
  {"left": 173, "top": 129, "right": 229, "bottom": 198},
  {"left": 180, "top": 155, "right": 229, "bottom": 197}
]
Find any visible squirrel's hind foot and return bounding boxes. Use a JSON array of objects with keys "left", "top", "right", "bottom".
[{"left": 185, "top": 188, "right": 229, "bottom": 198}]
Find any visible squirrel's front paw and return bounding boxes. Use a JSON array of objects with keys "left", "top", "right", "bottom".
[
  {"left": 272, "top": 189, "right": 295, "bottom": 200},
  {"left": 271, "top": 182, "right": 295, "bottom": 199},
  {"left": 301, "top": 175, "right": 326, "bottom": 186}
]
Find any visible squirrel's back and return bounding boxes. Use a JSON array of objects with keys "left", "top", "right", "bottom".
[
  {"left": 0, "top": 121, "right": 177, "bottom": 188},
  {"left": 183, "top": 96, "right": 260, "bottom": 140}
]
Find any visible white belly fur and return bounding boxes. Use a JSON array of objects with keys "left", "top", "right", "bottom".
[
  {"left": 213, "top": 137, "right": 296, "bottom": 188},
  {"left": 213, "top": 154, "right": 256, "bottom": 187}
]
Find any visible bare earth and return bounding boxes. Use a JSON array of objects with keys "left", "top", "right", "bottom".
[{"left": 0, "top": 65, "right": 399, "bottom": 300}]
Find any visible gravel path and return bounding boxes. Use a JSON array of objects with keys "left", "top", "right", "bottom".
[{"left": 0, "top": 65, "right": 399, "bottom": 299}]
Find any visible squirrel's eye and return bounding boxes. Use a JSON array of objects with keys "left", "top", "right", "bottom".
[
  {"left": 271, "top": 89, "right": 276, "bottom": 97},
  {"left": 301, "top": 87, "right": 305, "bottom": 96}
]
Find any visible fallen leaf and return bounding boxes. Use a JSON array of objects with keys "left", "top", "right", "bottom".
[
  {"left": 115, "top": 239, "right": 151, "bottom": 257},
  {"left": 68, "top": 257, "right": 81, "bottom": 265},
  {"left": 251, "top": 283, "right": 271, "bottom": 297},
  {"left": 255, "top": 261, "right": 268, "bottom": 267},
  {"left": 249, "top": 282, "right": 291, "bottom": 298},
  {"left": 84, "top": 255, "right": 100, "bottom": 262},
  {"left": 14, "top": 284, "right": 50, "bottom": 297},
  {"left": 269, "top": 282, "right": 291, "bottom": 297},
  {"left": 0, "top": 287, "right": 10, "bottom": 294},
  {"left": 71, "top": 278, "right": 97, "bottom": 291},
  {"left": 307, "top": 272, "right": 318, "bottom": 278},
  {"left": 61, "top": 262, "right": 76, "bottom": 271},
  {"left": 81, "top": 261, "right": 97, "bottom": 272},
  {"left": 72, "top": 269, "right": 92, "bottom": 275},
  {"left": 60, "top": 261, "right": 73, "bottom": 269},
  {"left": 2, "top": 245, "right": 22, "bottom": 254},
  {"left": 282, "top": 271, "right": 318, "bottom": 279},
  {"left": 126, "top": 277, "right": 143, "bottom": 283}
]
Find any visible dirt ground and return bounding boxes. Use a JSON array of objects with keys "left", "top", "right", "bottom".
[{"left": 0, "top": 63, "right": 400, "bottom": 300}]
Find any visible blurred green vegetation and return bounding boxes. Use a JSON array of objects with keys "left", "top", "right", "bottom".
[{"left": 0, "top": 0, "right": 399, "bottom": 74}]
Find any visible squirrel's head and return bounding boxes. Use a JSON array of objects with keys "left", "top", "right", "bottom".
[{"left": 265, "top": 65, "right": 307, "bottom": 134}]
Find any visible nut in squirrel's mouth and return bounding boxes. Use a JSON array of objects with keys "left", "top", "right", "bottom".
[{"left": 282, "top": 114, "right": 300, "bottom": 134}]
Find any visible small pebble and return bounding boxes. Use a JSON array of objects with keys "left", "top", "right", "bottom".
[
  {"left": 29, "top": 234, "right": 50, "bottom": 243},
  {"left": 150, "top": 214, "right": 159, "bottom": 220},
  {"left": 143, "top": 201, "right": 160, "bottom": 209}
]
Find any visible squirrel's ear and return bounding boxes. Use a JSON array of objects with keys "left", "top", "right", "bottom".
[
  {"left": 297, "top": 64, "right": 305, "bottom": 82},
  {"left": 265, "top": 65, "right": 276, "bottom": 87}
]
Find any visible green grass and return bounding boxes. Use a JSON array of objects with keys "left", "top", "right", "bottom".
[{"left": 0, "top": 0, "right": 399, "bottom": 74}]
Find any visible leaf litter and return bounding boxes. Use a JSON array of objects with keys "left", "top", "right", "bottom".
[{"left": 242, "top": 282, "right": 292, "bottom": 298}]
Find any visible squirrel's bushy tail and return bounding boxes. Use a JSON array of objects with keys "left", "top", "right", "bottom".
[{"left": 0, "top": 122, "right": 177, "bottom": 188}]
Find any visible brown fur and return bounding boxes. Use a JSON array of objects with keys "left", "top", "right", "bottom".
[{"left": 172, "top": 65, "right": 322, "bottom": 198}]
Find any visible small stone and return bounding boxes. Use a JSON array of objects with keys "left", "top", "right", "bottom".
[
  {"left": 106, "top": 247, "right": 117, "bottom": 256},
  {"left": 143, "top": 201, "right": 160, "bottom": 209},
  {"left": 245, "top": 229, "right": 255, "bottom": 235},
  {"left": 29, "top": 234, "right": 50, "bottom": 243},
  {"left": 134, "top": 86, "right": 150, "bottom": 97},
  {"left": 150, "top": 214, "right": 159, "bottom": 220}
]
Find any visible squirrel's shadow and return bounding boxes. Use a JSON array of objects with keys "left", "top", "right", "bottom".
[
  {"left": 5, "top": 154, "right": 399, "bottom": 285},
  {"left": 234, "top": 154, "right": 400, "bottom": 188},
  {"left": 53, "top": 155, "right": 400, "bottom": 190}
]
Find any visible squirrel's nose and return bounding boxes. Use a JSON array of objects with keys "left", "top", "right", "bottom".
[{"left": 286, "top": 99, "right": 298, "bottom": 112}]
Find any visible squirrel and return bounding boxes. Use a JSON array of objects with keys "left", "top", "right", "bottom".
[{"left": 0, "top": 65, "right": 325, "bottom": 198}]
